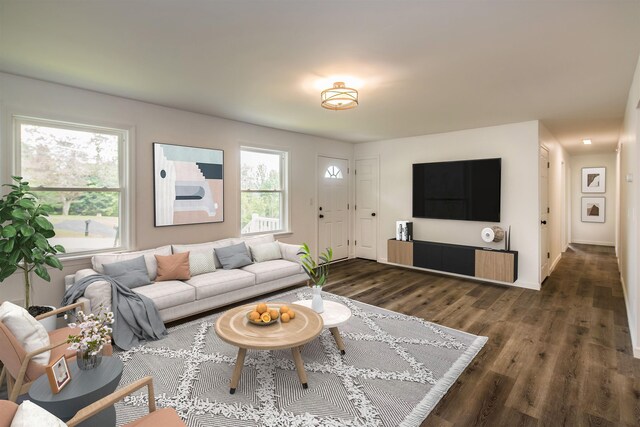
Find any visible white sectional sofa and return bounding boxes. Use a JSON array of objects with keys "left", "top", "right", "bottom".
[{"left": 64, "top": 234, "right": 307, "bottom": 323}]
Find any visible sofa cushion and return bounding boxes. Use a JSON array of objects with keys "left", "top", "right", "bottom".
[
  {"left": 173, "top": 238, "right": 240, "bottom": 269},
  {"left": 215, "top": 243, "right": 253, "bottom": 270},
  {"left": 241, "top": 259, "right": 303, "bottom": 284},
  {"left": 189, "top": 251, "right": 216, "bottom": 276},
  {"left": 92, "top": 245, "right": 172, "bottom": 281},
  {"left": 241, "top": 234, "right": 275, "bottom": 247},
  {"left": 155, "top": 253, "right": 191, "bottom": 281},
  {"left": 102, "top": 256, "right": 151, "bottom": 289},
  {"left": 133, "top": 281, "right": 195, "bottom": 310},
  {"left": 249, "top": 241, "right": 282, "bottom": 262},
  {"left": 185, "top": 269, "right": 256, "bottom": 300},
  {"left": 0, "top": 302, "right": 50, "bottom": 365}
]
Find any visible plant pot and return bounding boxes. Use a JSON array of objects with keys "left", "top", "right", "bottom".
[
  {"left": 29, "top": 305, "right": 56, "bottom": 332},
  {"left": 76, "top": 348, "right": 103, "bottom": 370},
  {"left": 311, "top": 286, "right": 324, "bottom": 313}
]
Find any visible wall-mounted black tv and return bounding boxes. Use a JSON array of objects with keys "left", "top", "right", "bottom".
[{"left": 413, "top": 158, "right": 501, "bottom": 222}]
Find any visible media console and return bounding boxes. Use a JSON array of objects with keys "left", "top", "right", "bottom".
[{"left": 388, "top": 239, "right": 518, "bottom": 283}]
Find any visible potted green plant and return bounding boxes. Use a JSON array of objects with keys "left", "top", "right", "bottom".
[
  {"left": 297, "top": 243, "right": 333, "bottom": 313},
  {"left": 0, "top": 176, "right": 65, "bottom": 318}
]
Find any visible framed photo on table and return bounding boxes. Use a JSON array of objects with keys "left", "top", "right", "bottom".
[
  {"left": 46, "top": 355, "right": 71, "bottom": 394},
  {"left": 582, "top": 167, "right": 606, "bottom": 193},
  {"left": 581, "top": 197, "right": 605, "bottom": 223}
]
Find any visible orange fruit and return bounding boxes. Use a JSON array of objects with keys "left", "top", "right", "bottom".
[
  {"left": 256, "top": 303, "right": 268, "bottom": 314},
  {"left": 288, "top": 310, "right": 296, "bottom": 319},
  {"left": 261, "top": 313, "right": 271, "bottom": 322},
  {"left": 269, "top": 309, "right": 279, "bottom": 319},
  {"left": 249, "top": 311, "right": 260, "bottom": 321},
  {"left": 280, "top": 305, "right": 290, "bottom": 314},
  {"left": 281, "top": 313, "right": 291, "bottom": 323}
]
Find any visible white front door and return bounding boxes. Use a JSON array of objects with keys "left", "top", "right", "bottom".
[
  {"left": 540, "top": 147, "right": 550, "bottom": 282},
  {"left": 318, "top": 156, "right": 349, "bottom": 261},
  {"left": 355, "top": 158, "right": 378, "bottom": 260}
]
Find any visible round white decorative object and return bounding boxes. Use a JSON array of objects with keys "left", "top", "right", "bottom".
[
  {"left": 481, "top": 226, "right": 505, "bottom": 243},
  {"left": 481, "top": 227, "right": 495, "bottom": 243},
  {"left": 293, "top": 300, "right": 352, "bottom": 328}
]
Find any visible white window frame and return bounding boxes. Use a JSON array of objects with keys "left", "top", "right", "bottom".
[
  {"left": 12, "top": 115, "right": 132, "bottom": 258},
  {"left": 240, "top": 146, "right": 289, "bottom": 236}
]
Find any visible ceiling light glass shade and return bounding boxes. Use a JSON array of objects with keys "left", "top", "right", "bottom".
[{"left": 321, "top": 82, "right": 358, "bottom": 110}]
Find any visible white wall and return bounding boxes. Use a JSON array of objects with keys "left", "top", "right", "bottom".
[
  {"left": 540, "top": 123, "right": 570, "bottom": 272},
  {"left": 0, "top": 72, "right": 353, "bottom": 307},
  {"left": 570, "top": 153, "right": 617, "bottom": 246},
  {"left": 354, "top": 121, "right": 541, "bottom": 289},
  {"left": 617, "top": 53, "right": 640, "bottom": 357}
]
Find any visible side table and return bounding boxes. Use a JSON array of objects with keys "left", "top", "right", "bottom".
[
  {"left": 28, "top": 356, "right": 123, "bottom": 427},
  {"left": 293, "top": 300, "right": 351, "bottom": 354}
]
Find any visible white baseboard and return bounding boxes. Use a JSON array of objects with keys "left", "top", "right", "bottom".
[
  {"left": 571, "top": 239, "right": 615, "bottom": 246},
  {"left": 550, "top": 253, "right": 562, "bottom": 273},
  {"left": 619, "top": 274, "right": 640, "bottom": 359},
  {"left": 379, "top": 260, "right": 540, "bottom": 290}
]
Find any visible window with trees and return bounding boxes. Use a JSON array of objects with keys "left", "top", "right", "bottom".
[
  {"left": 14, "top": 116, "right": 129, "bottom": 255},
  {"left": 240, "top": 147, "right": 288, "bottom": 235}
]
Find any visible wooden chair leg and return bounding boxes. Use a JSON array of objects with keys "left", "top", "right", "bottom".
[
  {"left": 6, "top": 373, "right": 15, "bottom": 401},
  {"left": 0, "top": 366, "right": 5, "bottom": 389}
]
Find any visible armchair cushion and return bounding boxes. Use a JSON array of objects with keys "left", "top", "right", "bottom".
[
  {"left": 9, "top": 400, "right": 65, "bottom": 427},
  {"left": 0, "top": 302, "right": 50, "bottom": 365}
]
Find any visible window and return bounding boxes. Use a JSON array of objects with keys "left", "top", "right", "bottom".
[
  {"left": 14, "top": 116, "right": 129, "bottom": 255},
  {"left": 324, "top": 165, "right": 344, "bottom": 179},
  {"left": 240, "top": 147, "right": 288, "bottom": 235}
]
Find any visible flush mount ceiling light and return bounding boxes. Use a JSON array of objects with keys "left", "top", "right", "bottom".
[
  {"left": 321, "top": 82, "right": 358, "bottom": 110},
  {"left": 583, "top": 139, "right": 592, "bottom": 145}
]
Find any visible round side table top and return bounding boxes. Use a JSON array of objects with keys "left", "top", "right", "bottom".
[
  {"left": 215, "top": 302, "right": 323, "bottom": 350},
  {"left": 293, "top": 300, "right": 352, "bottom": 328},
  {"left": 29, "top": 356, "right": 123, "bottom": 404}
]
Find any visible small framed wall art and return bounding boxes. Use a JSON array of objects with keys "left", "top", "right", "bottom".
[
  {"left": 46, "top": 355, "right": 71, "bottom": 394},
  {"left": 581, "top": 197, "right": 605, "bottom": 223},
  {"left": 153, "top": 143, "right": 224, "bottom": 226},
  {"left": 581, "top": 167, "right": 606, "bottom": 193}
]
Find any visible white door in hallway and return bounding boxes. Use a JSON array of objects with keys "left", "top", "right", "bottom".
[
  {"left": 318, "top": 156, "right": 349, "bottom": 261},
  {"left": 355, "top": 158, "right": 378, "bottom": 260},
  {"left": 540, "top": 147, "right": 550, "bottom": 282}
]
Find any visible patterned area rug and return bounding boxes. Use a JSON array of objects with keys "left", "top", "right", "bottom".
[{"left": 114, "top": 288, "right": 487, "bottom": 426}]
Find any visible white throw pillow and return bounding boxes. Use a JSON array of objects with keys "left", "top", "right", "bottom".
[
  {"left": 0, "top": 302, "right": 51, "bottom": 365},
  {"left": 10, "top": 400, "right": 66, "bottom": 427},
  {"left": 189, "top": 251, "right": 217, "bottom": 276},
  {"left": 250, "top": 241, "right": 283, "bottom": 262}
]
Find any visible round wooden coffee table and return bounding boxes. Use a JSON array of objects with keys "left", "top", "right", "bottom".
[
  {"left": 215, "top": 302, "right": 323, "bottom": 394},
  {"left": 293, "top": 300, "right": 351, "bottom": 354}
]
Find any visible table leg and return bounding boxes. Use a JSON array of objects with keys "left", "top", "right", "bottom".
[
  {"left": 291, "top": 346, "right": 308, "bottom": 389},
  {"left": 330, "top": 327, "right": 346, "bottom": 355},
  {"left": 230, "top": 347, "right": 247, "bottom": 394}
]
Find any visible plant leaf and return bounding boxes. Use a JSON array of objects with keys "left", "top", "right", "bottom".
[
  {"left": 34, "top": 265, "right": 51, "bottom": 281},
  {"left": 45, "top": 255, "right": 63, "bottom": 270},
  {"left": 1, "top": 225, "right": 16, "bottom": 238},
  {"left": 34, "top": 216, "right": 54, "bottom": 231}
]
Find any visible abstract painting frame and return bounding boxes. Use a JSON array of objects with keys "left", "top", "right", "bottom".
[
  {"left": 581, "top": 167, "right": 606, "bottom": 193},
  {"left": 581, "top": 197, "right": 605, "bottom": 223},
  {"left": 153, "top": 142, "right": 224, "bottom": 227}
]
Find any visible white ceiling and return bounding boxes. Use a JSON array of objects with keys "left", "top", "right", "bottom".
[{"left": 1, "top": 1, "right": 639, "bottom": 154}]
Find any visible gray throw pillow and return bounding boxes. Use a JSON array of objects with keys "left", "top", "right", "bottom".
[
  {"left": 103, "top": 255, "right": 152, "bottom": 289},
  {"left": 215, "top": 243, "right": 253, "bottom": 270}
]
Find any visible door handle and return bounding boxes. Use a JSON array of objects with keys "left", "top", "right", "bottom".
[
  {"left": 541, "top": 220, "right": 547, "bottom": 225},
  {"left": 371, "top": 213, "right": 376, "bottom": 217},
  {"left": 319, "top": 214, "right": 324, "bottom": 219}
]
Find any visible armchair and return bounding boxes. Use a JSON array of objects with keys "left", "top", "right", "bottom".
[
  {"left": 0, "top": 301, "right": 113, "bottom": 402},
  {"left": 0, "top": 376, "right": 185, "bottom": 427}
]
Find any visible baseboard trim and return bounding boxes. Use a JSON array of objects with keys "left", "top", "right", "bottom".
[
  {"left": 379, "top": 260, "right": 540, "bottom": 291},
  {"left": 571, "top": 239, "right": 615, "bottom": 246},
  {"left": 550, "top": 253, "right": 562, "bottom": 273},
  {"left": 619, "top": 273, "right": 640, "bottom": 359}
]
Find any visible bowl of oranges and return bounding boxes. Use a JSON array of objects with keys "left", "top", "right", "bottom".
[{"left": 246, "top": 302, "right": 296, "bottom": 326}]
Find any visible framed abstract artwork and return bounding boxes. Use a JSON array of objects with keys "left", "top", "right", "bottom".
[
  {"left": 581, "top": 167, "right": 605, "bottom": 193},
  {"left": 153, "top": 143, "right": 224, "bottom": 226},
  {"left": 581, "top": 197, "right": 605, "bottom": 223}
]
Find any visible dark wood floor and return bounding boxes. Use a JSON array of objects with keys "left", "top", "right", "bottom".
[{"left": 324, "top": 244, "right": 640, "bottom": 426}]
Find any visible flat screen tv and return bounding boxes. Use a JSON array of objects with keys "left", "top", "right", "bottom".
[{"left": 413, "top": 158, "right": 501, "bottom": 221}]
